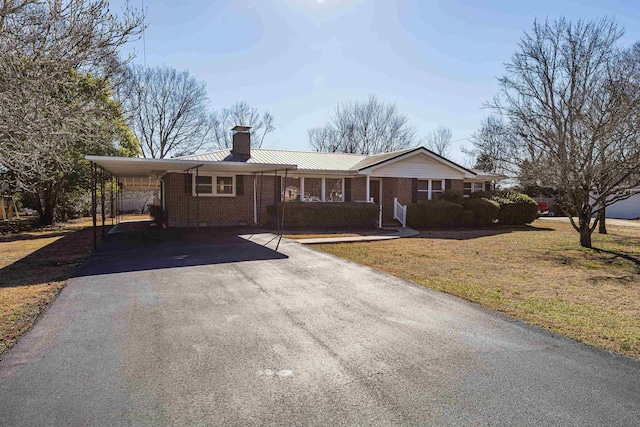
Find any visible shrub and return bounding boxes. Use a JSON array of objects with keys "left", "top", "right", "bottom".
[
  {"left": 462, "top": 198, "right": 500, "bottom": 227},
  {"left": 441, "top": 190, "right": 465, "bottom": 204},
  {"left": 469, "top": 190, "right": 493, "bottom": 199},
  {"left": 490, "top": 191, "right": 538, "bottom": 225},
  {"left": 407, "top": 199, "right": 463, "bottom": 228},
  {"left": 148, "top": 205, "right": 164, "bottom": 227},
  {"left": 460, "top": 210, "right": 475, "bottom": 228},
  {"left": 266, "top": 202, "right": 378, "bottom": 229}
]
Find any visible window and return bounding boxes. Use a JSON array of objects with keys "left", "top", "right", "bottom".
[
  {"left": 217, "top": 177, "right": 233, "bottom": 194},
  {"left": 192, "top": 174, "right": 235, "bottom": 196},
  {"left": 417, "top": 180, "right": 429, "bottom": 201},
  {"left": 432, "top": 180, "right": 444, "bottom": 198},
  {"left": 304, "top": 178, "right": 322, "bottom": 201},
  {"left": 196, "top": 176, "right": 213, "bottom": 195},
  {"left": 463, "top": 181, "right": 486, "bottom": 197},
  {"left": 283, "top": 177, "right": 301, "bottom": 202},
  {"left": 417, "top": 179, "right": 444, "bottom": 201},
  {"left": 463, "top": 182, "right": 472, "bottom": 197},
  {"left": 326, "top": 178, "right": 343, "bottom": 201}
]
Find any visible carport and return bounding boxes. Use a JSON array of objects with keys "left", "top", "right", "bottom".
[{"left": 85, "top": 155, "right": 297, "bottom": 248}]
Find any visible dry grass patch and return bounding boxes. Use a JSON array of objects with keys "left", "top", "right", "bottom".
[
  {"left": 316, "top": 220, "right": 640, "bottom": 359},
  {"left": 0, "top": 219, "right": 108, "bottom": 356}
]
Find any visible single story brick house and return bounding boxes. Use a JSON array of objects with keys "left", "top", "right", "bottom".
[{"left": 87, "top": 126, "right": 501, "bottom": 228}]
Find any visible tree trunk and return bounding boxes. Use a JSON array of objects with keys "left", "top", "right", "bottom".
[
  {"left": 578, "top": 213, "right": 593, "bottom": 248},
  {"left": 598, "top": 208, "right": 607, "bottom": 234},
  {"left": 37, "top": 185, "right": 57, "bottom": 226},
  {"left": 42, "top": 193, "right": 54, "bottom": 225},
  {"left": 579, "top": 227, "right": 592, "bottom": 248}
]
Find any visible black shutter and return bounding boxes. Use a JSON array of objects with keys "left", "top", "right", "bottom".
[
  {"left": 344, "top": 178, "right": 352, "bottom": 202},
  {"left": 445, "top": 179, "right": 452, "bottom": 191},
  {"left": 274, "top": 176, "right": 282, "bottom": 203},
  {"left": 184, "top": 173, "right": 192, "bottom": 194},
  {"left": 411, "top": 178, "right": 418, "bottom": 203},
  {"left": 236, "top": 175, "right": 244, "bottom": 196}
]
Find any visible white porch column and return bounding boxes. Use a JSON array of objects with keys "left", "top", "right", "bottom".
[
  {"left": 300, "top": 177, "right": 305, "bottom": 202},
  {"left": 365, "top": 175, "right": 371, "bottom": 202},
  {"left": 428, "top": 179, "right": 432, "bottom": 200},
  {"left": 341, "top": 178, "right": 345, "bottom": 202},
  {"left": 321, "top": 177, "right": 326, "bottom": 202}
]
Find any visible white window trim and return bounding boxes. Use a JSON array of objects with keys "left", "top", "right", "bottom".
[{"left": 192, "top": 173, "right": 236, "bottom": 197}]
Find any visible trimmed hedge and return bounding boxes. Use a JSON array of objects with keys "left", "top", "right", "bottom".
[
  {"left": 441, "top": 190, "right": 465, "bottom": 204},
  {"left": 266, "top": 202, "right": 378, "bottom": 229},
  {"left": 407, "top": 199, "right": 463, "bottom": 228},
  {"left": 490, "top": 191, "right": 538, "bottom": 225},
  {"left": 460, "top": 210, "right": 475, "bottom": 228},
  {"left": 462, "top": 198, "right": 500, "bottom": 227}
]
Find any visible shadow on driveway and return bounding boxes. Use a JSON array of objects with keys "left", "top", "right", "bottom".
[{"left": 73, "top": 228, "right": 288, "bottom": 278}]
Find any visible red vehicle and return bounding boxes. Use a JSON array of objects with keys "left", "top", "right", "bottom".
[{"left": 537, "top": 201, "right": 549, "bottom": 216}]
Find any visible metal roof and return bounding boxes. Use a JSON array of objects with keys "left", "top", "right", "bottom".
[
  {"left": 88, "top": 147, "right": 502, "bottom": 181},
  {"left": 85, "top": 155, "right": 296, "bottom": 178},
  {"left": 178, "top": 149, "right": 369, "bottom": 172}
]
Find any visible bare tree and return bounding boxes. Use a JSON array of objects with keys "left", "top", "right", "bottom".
[
  {"left": 489, "top": 18, "right": 640, "bottom": 248},
  {"left": 423, "top": 126, "right": 452, "bottom": 157},
  {"left": 0, "top": 0, "right": 143, "bottom": 224},
  {"left": 462, "top": 115, "right": 516, "bottom": 174},
  {"left": 118, "top": 64, "right": 216, "bottom": 158},
  {"left": 211, "top": 102, "right": 275, "bottom": 149},
  {"left": 309, "top": 94, "right": 416, "bottom": 155}
]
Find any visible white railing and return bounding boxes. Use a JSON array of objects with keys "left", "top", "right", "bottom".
[{"left": 393, "top": 197, "right": 407, "bottom": 227}]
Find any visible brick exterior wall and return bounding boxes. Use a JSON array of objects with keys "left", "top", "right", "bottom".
[
  {"left": 164, "top": 173, "right": 282, "bottom": 228},
  {"left": 163, "top": 173, "right": 461, "bottom": 228},
  {"left": 397, "top": 178, "right": 413, "bottom": 206},
  {"left": 450, "top": 179, "right": 464, "bottom": 192},
  {"left": 350, "top": 177, "right": 367, "bottom": 201},
  {"left": 255, "top": 175, "right": 278, "bottom": 225}
]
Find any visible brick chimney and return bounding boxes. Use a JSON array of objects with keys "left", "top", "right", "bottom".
[{"left": 231, "top": 125, "right": 251, "bottom": 161}]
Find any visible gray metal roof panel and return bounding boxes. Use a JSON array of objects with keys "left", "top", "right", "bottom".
[{"left": 179, "top": 149, "right": 368, "bottom": 171}]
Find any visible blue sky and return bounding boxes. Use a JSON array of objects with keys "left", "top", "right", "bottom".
[{"left": 115, "top": 0, "right": 640, "bottom": 164}]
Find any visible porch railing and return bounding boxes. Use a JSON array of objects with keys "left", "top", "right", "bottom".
[{"left": 393, "top": 198, "right": 407, "bottom": 228}]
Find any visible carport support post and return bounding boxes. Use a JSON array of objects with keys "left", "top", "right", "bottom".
[
  {"left": 110, "top": 175, "right": 114, "bottom": 226},
  {"left": 100, "top": 167, "right": 106, "bottom": 237},
  {"left": 91, "top": 162, "right": 97, "bottom": 250},
  {"left": 253, "top": 173, "right": 258, "bottom": 225},
  {"left": 116, "top": 176, "right": 121, "bottom": 225},
  {"left": 195, "top": 166, "right": 200, "bottom": 231}
]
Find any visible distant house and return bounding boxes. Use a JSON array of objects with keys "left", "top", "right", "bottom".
[
  {"left": 87, "top": 126, "right": 502, "bottom": 228},
  {"left": 606, "top": 193, "right": 640, "bottom": 220}
]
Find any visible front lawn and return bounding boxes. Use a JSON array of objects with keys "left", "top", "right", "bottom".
[{"left": 315, "top": 220, "right": 640, "bottom": 359}]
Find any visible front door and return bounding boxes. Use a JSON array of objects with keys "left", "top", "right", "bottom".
[{"left": 370, "top": 180, "right": 381, "bottom": 205}]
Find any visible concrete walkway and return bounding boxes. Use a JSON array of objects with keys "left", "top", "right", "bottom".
[{"left": 295, "top": 226, "right": 420, "bottom": 244}]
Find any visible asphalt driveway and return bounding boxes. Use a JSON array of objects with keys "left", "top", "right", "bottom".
[{"left": 1, "top": 231, "right": 639, "bottom": 426}]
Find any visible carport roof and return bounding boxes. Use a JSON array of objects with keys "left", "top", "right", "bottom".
[{"left": 85, "top": 155, "right": 297, "bottom": 178}]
